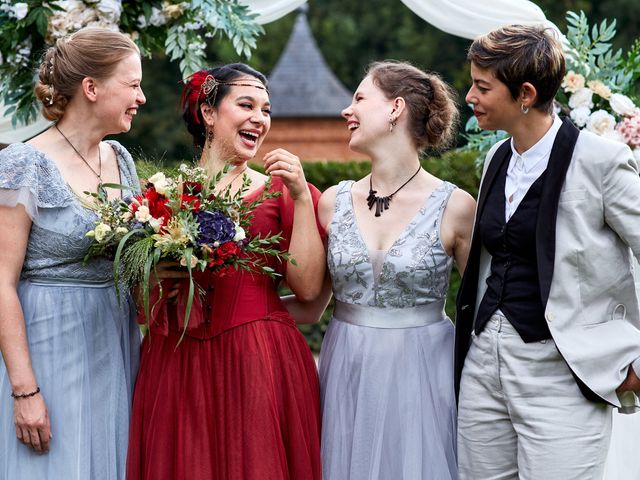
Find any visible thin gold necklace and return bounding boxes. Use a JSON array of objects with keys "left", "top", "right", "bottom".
[
  {"left": 215, "top": 165, "right": 248, "bottom": 194},
  {"left": 55, "top": 124, "right": 102, "bottom": 184}
]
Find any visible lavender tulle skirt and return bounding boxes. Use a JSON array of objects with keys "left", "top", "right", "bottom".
[{"left": 319, "top": 302, "right": 458, "bottom": 480}]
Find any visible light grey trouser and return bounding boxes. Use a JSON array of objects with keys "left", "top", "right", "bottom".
[{"left": 458, "top": 313, "right": 612, "bottom": 480}]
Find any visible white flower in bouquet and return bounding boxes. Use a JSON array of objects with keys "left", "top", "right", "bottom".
[
  {"left": 115, "top": 226, "right": 128, "bottom": 234},
  {"left": 586, "top": 110, "right": 616, "bottom": 136},
  {"left": 148, "top": 217, "right": 163, "bottom": 233},
  {"left": 570, "top": 106, "right": 591, "bottom": 127},
  {"left": 12, "top": 3, "right": 28, "bottom": 20},
  {"left": 568, "top": 88, "right": 594, "bottom": 110},
  {"left": 148, "top": 172, "right": 172, "bottom": 196},
  {"left": 135, "top": 205, "right": 152, "bottom": 223},
  {"left": 233, "top": 225, "right": 246, "bottom": 242},
  {"left": 587, "top": 80, "right": 612, "bottom": 100},
  {"left": 561, "top": 71, "right": 586, "bottom": 93},
  {"left": 609, "top": 94, "right": 638, "bottom": 117},
  {"left": 180, "top": 254, "right": 198, "bottom": 268},
  {"left": 94, "top": 223, "right": 112, "bottom": 243}
]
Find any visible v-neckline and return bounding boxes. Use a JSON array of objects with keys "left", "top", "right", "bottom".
[{"left": 347, "top": 180, "right": 446, "bottom": 281}]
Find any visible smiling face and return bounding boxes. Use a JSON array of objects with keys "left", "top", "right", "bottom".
[
  {"left": 466, "top": 62, "right": 520, "bottom": 133},
  {"left": 204, "top": 77, "right": 271, "bottom": 162},
  {"left": 97, "top": 52, "right": 146, "bottom": 134},
  {"left": 341, "top": 75, "right": 394, "bottom": 154}
]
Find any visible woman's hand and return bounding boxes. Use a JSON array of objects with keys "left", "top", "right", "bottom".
[
  {"left": 134, "top": 261, "right": 190, "bottom": 303},
  {"left": 14, "top": 393, "right": 51, "bottom": 453},
  {"left": 263, "top": 149, "right": 310, "bottom": 201}
]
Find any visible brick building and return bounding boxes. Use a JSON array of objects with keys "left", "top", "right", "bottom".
[{"left": 256, "top": 7, "right": 366, "bottom": 162}]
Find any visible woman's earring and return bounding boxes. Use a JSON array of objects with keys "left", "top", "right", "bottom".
[
  {"left": 520, "top": 104, "right": 529, "bottom": 115},
  {"left": 389, "top": 116, "right": 397, "bottom": 132},
  {"left": 206, "top": 128, "right": 214, "bottom": 145}
]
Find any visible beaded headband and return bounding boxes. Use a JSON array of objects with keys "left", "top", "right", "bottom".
[{"left": 181, "top": 71, "right": 268, "bottom": 126}]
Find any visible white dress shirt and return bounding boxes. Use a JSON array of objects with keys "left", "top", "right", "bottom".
[{"left": 504, "top": 115, "right": 563, "bottom": 221}]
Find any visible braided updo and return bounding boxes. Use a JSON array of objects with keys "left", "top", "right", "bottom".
[
  {"left": 35, "top": 27, "right": 139, "bottom": 121},
  {"left": 366, "top": 61, "right": 459, "bottom": 152}
]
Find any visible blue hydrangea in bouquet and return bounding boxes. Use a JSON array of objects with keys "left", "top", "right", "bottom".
[{"left": 83, "top": 163, "right": 291, "bottom": 336}]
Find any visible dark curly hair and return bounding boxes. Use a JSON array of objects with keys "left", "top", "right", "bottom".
[{"left": 180, "top": 63, "right": 268, "bottom": 148}]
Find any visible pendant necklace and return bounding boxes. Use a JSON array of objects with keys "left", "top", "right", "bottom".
[
  {"left": 367, "top": 164, "right": 422, "bottom": 217},
  {"left": 55, "top": 124, "right": 102, "bottom": 185}
]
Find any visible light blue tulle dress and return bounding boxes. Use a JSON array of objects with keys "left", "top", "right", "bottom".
[
  {"left": 0, "top": 142, "right": 140, "bottom": 480},
  {"left": 319, "top": 180, "right": 458, "bottom": 480}
]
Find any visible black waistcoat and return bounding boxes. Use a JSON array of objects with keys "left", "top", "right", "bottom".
[{"left": 474, "top": 158, "right": 551, "bottom": 342}]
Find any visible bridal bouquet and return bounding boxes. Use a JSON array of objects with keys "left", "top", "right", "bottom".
[{"left": 84, "top": 163, "right": 291, "bottom": 332}]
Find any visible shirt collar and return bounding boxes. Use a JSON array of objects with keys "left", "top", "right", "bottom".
[{"left": 509, "top": 115, "right": 563, "bottom": 173}]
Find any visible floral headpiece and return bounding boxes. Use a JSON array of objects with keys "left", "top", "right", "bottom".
[{"left": 180, "top": 70, "right": 267, "bottom": 126}]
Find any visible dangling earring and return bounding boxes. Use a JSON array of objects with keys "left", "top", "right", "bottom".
[
  {"left": 520, "top": 103, "right": 529, "bottom": 115},
  {"left": 206, "top": 128, "right": 214, "bottom": 146},
  {"left": 389, "top": 116, "right": 397, "bottom": 132}
]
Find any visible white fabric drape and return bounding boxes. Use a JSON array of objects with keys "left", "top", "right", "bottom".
[
  {"left": 245, "top": 0, "right": 553, "bottom": 36},
  {"left": 400, "top": 0, "right": 553, "bottom": 39},
  {"left": 0, "top": 105, "right": 51, "bottom": 144},
  {"left": 242, "top": 0, "right": 308, "bottom": 24}
]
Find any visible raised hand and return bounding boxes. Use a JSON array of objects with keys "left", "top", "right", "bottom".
[{"left": 263, "top": 149, "right": 310, "bottom": 201}]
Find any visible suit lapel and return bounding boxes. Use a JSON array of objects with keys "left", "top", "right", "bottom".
[{"left": 537, "top": 118, "right": 580, "bottom": 306}]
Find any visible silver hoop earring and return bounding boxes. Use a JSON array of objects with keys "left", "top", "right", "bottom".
[{"left": 520, "top": 104, "right": 529, "bottom": 115}]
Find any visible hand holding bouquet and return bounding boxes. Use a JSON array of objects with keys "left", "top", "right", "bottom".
[{"left": 84, "top": 164, "right": 292, "bottom": 338}]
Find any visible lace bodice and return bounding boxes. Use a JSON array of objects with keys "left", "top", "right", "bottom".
[
  {"left": 0, "top": 141, "right": 140, "bottom": 282},
  {"left": 327, "top": 180, "right": 456, "bottom": 308}
]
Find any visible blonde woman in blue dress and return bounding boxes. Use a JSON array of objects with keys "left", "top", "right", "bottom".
[
  {"left": 0, "top": 28, "right": 145, "bottom": 479},
  {"left": 315, "top": 61, "right": 475, "bottom": 479}
]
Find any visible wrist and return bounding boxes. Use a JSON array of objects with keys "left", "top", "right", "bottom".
[{"left": 11, "top": 386, "right": 40, "bottom": 399}]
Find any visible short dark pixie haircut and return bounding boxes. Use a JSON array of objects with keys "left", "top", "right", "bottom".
[{"left": 467, "top": 24, "right": 565, "bottom": 113}]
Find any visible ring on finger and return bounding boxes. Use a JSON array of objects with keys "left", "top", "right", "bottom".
[{"left": 287, "top": 164, "right": 292, "bottom": 172}]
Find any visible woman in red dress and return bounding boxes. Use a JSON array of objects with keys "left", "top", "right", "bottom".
[{"left": 126, "top": 63, "right": 325, "bottom": 480}]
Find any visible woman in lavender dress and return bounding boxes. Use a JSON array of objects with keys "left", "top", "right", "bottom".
[
  {"left": 0, "top": 28, "right": 145, "bottom": 479},
  {"left": 316, "top": 61, "right": 475, "bottom": 479}
]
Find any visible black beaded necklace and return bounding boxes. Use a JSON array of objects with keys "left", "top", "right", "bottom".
[{"left": 367, "top": 165, "right": 422, "bottom": 217}]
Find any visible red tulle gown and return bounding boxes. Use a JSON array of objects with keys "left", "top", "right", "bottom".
[{"left": 126, "top": 178, "right": 322, "bottom": 480}]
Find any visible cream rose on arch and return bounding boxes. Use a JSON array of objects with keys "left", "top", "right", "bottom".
[
  {"left": 562, "top": 70, "right": 586, "bottom": 93},
  {"left": 586, "top": 110, "right": 617, "bottom": 136}
]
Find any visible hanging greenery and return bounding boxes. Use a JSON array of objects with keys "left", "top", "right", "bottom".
[{"left": 0, "top": 0, "right": 263, "bottom": 125}]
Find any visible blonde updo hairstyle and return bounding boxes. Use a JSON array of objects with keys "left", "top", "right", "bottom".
[
  {"left": 366, "top": 61, "right": 459, "bottom": 152},
  {"left": 35, "top": 27, "right": 140, "bottom": 121}
]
